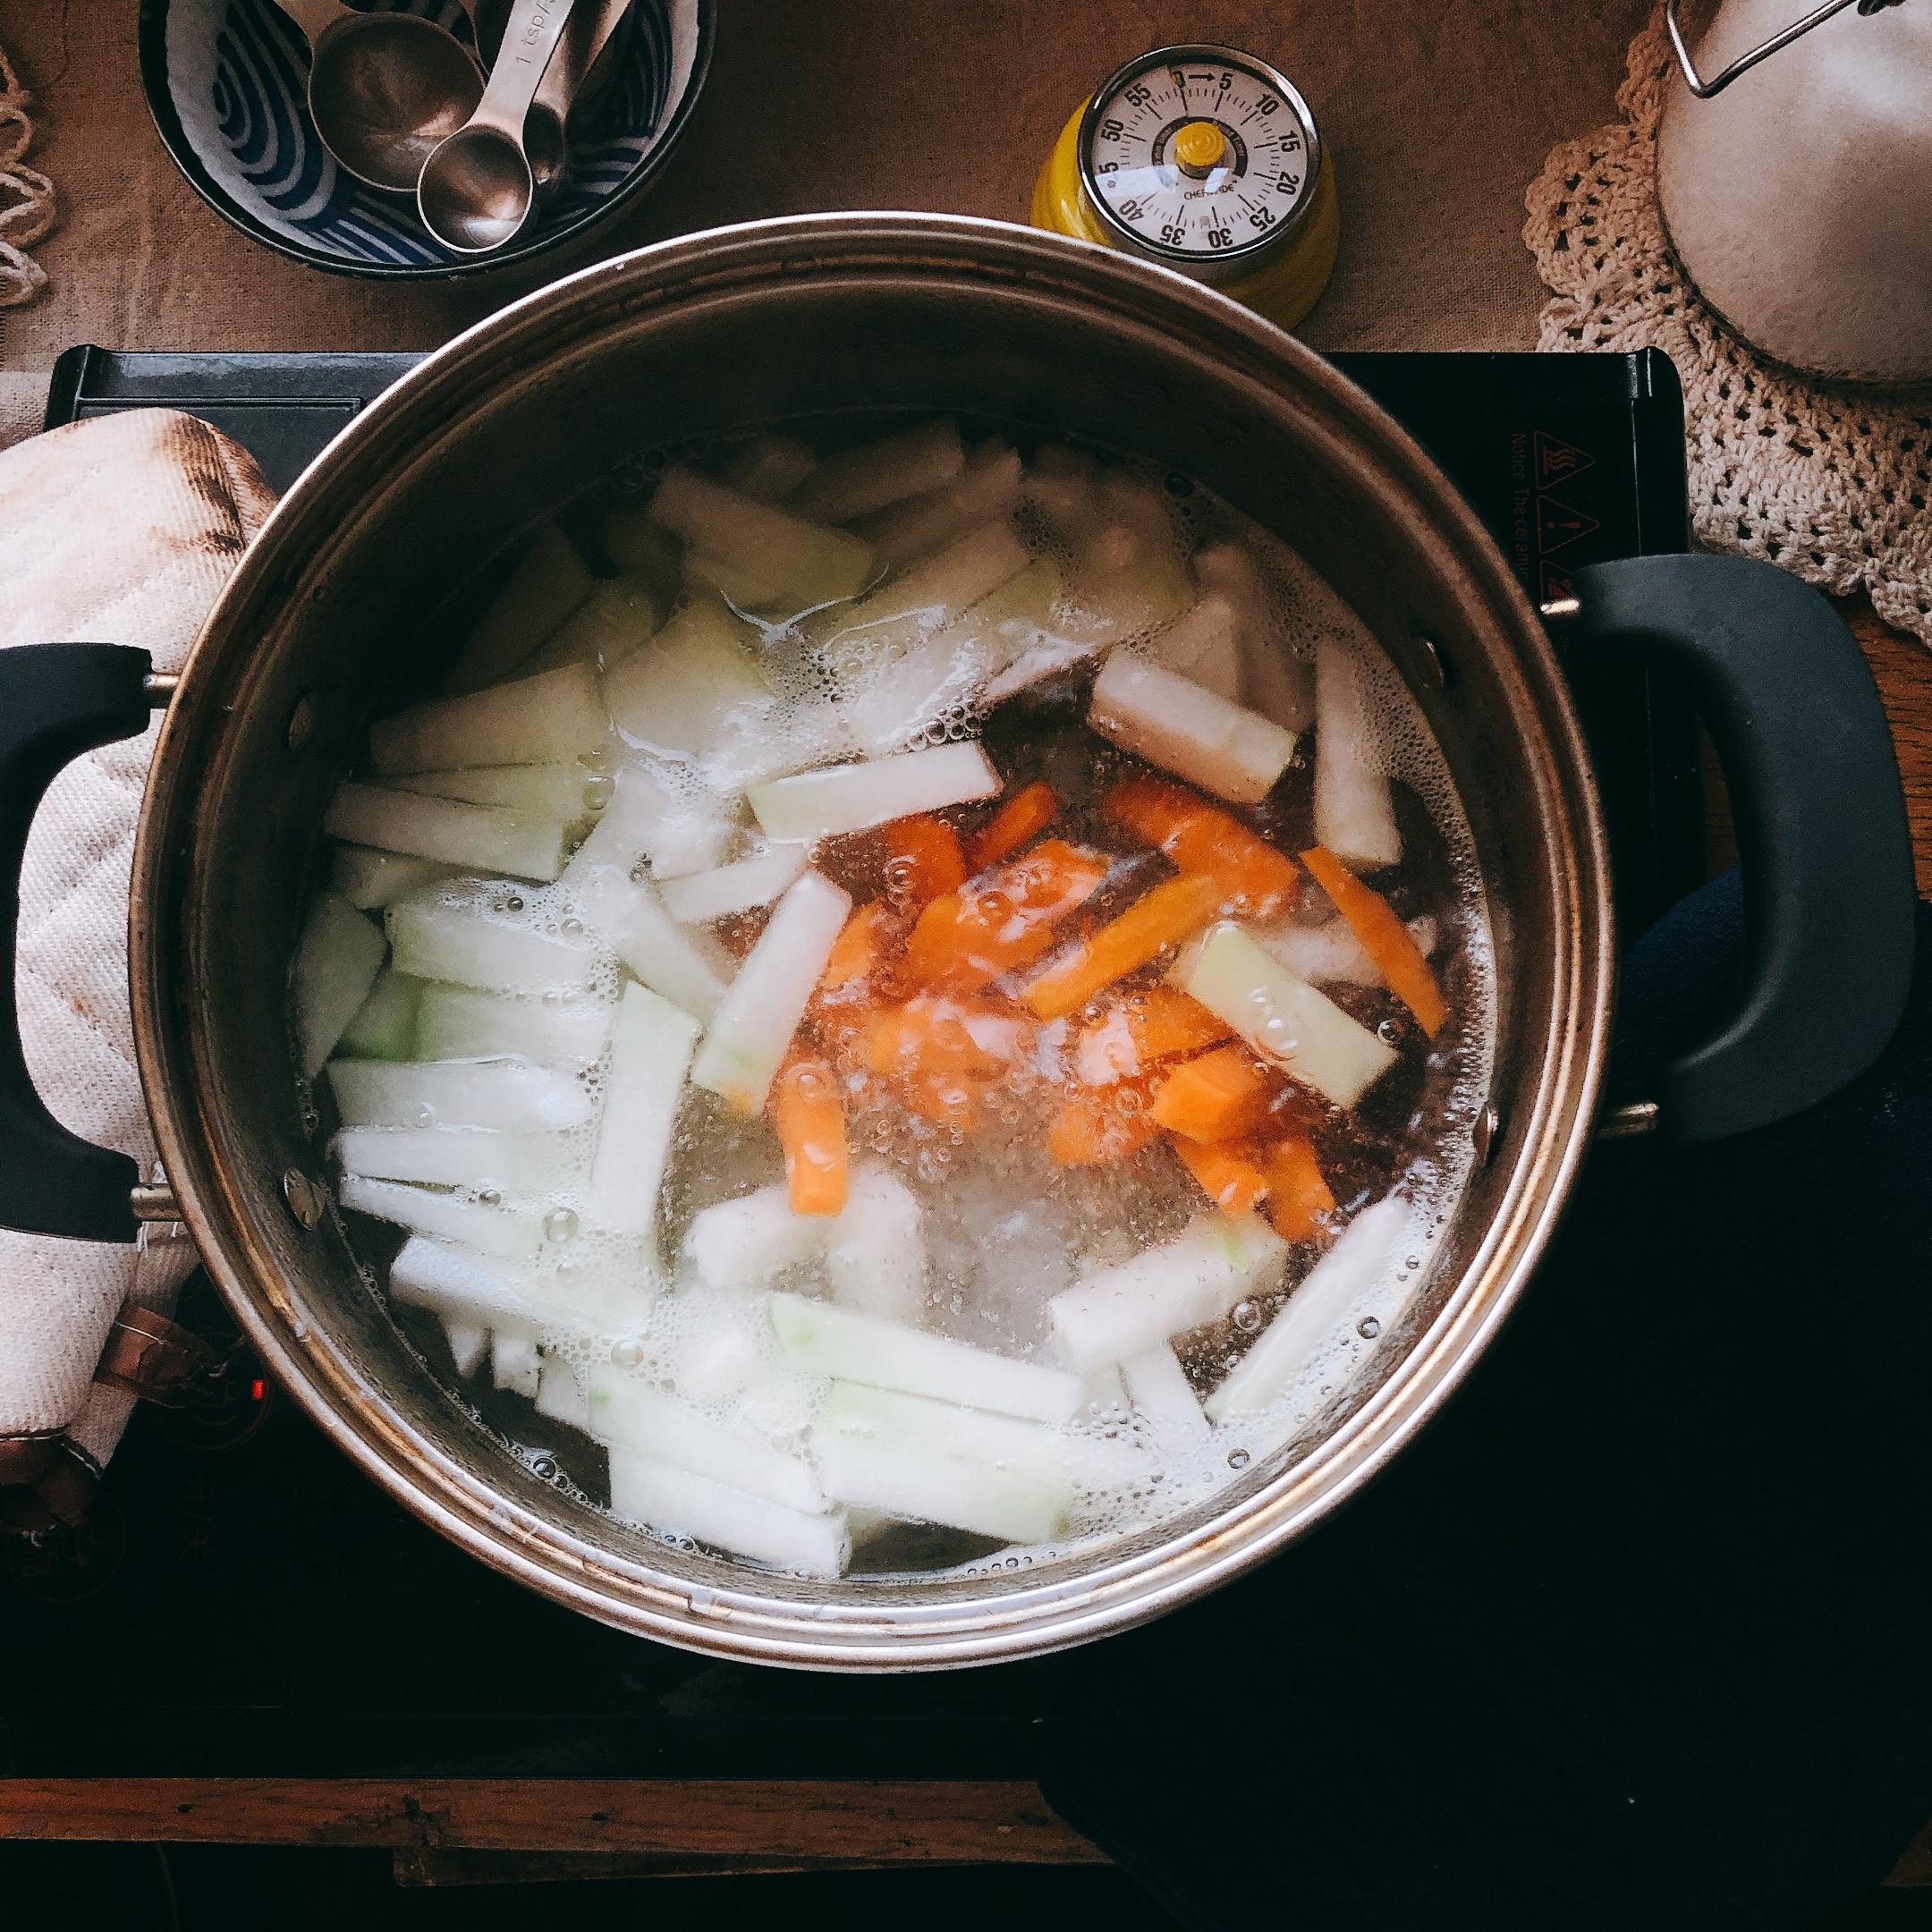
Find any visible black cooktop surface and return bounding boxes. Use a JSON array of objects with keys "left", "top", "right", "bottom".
[{"left": 3, "top": 346, "right": 1698, "bottom": 1782}]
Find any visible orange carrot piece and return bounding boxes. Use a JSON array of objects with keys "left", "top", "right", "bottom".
[
  {"left": 1105, "top": 775, "right": 1301, "bottom": 913},
  {"left": 821, "top": 902, "right": 898, "bottom": 993},
  {"left": 901, "top": 1068, "right": 991, "bottom": 1131},
  {"left": 906, "top": 838, "right": 1107, "bottom": 992},
  {"left": 1171, "top": 1136, "right": 1272, "bottom": 1216},
  {"left": 770, "top": 1056, "right": 850, "bottom": 1216},
  {"left": 1128, "top": 987, "right": 1235, "bottom": 1062},
  {"left": 1299, "top": 843, "right": 1448, "bottom": 1036},
  {"left": 1047, "top": 1079, "right": 1163, "bottom": 1165},
  {"left": 968, "top": 780, "right": 1059, "bottom": 872},
  {"left": 1148, "top": 1044, "right": 1275, "bottom": 1142},
  {"left": 1260, "top": 1131, "right": 1335, "bottom": 1242},
  {"left": 865, "top": 994, "right": 1034, "bottom": 1134},
  {"left": 882, "top": 814, "right": 967, "bottom": 906},
  {"left": 1076, "top": 986, "right": 1234, "bottom": 1082},
  {"left": 1021, "top": 871, "right": 1227, "bottom": 1021},
  {"left": 864, "top": 995, "right": 1029, "bottom": 1081}
]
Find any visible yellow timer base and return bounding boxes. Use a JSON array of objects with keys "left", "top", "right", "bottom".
[{"left": 1028, "top": 44, "right": 1340, "bottom": 334}]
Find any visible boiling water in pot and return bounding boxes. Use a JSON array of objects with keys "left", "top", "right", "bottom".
[{"left": 289, "top": 419, "right": 1496, "bottom": 1580}]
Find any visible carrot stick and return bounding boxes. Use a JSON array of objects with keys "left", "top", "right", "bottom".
[
  {"left": 770, "top": 1056, "right": 850, "bottom": 1216},
  {"left": 865, "top": 993, "right": 1036, "bottom": 1133},
  {"left": 906, "top": 838, "right": 1107, "bottom": 992},
  {"left": 1047, "top": 1079, "right": 1163, "bottom": 1165},
  {"left": 1299, "top": 843, "right": 1447, "bottom": 1036},
  {"left": 1105, "top": 775, "right": 1301, "bottom": 913},
  {"left": 1021, "top": 871, "right": 1226, "bottom": 1021},
  {"left": 864, "top": 994, "right": 1028, "bottom": 1080},
  {"left": 881, "top": 814, "right": 966, "bottom": 906},
  {"left": 1171, "top": 1136, "right": 1271, "bottom": 1216},
  {"left": 1260, "top": 1131, "right": 1335, "bottom": 1241},
  {"left": 1074, "top": 986, "right": 1233, "bottom": 1083},
  {"left": 1147, "top": 1044, "right": 1275, "bottom": 1142},
  {"left": 821, "top": 901, "right": 899, "bottom": 993},
  {"left": 968, "top": 780, "right": 1058, "bottom": 871}
]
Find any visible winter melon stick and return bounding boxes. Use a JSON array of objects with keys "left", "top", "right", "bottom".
[
  {"left": 490, "top": 1326, "right": 543, "bottom": 1399},
  {"left": 808, "top": 514, "right": 1027, "bottom": 667},
  {"left": 371, "top": 662, "right": 609, "bottom": 775},
  {"left": 1121, "top": 1343, "right": 1212, "bottom": 1445},
  {"left": 443, "top": 523, "right": 598, "bottom": 695},
  {"left": 413, "top": 983, "right": 612, "bottom": 1065},
  {"left": 535, "top": 1351, "right": 591, "bottom": 1428},
  {"left": 767, "top": 1294, "right": 1081, "bottom": 1425},
  {"left": 337, "top": 1175, "right": 547, "bottom": 1263},
  {"left": 690, "top": 869, "right": 852, "bottom": 1113},
  {"left": 855, "top": 442, "right": 1023, "bottom": 565},
  {"left": 326, "top": 1055, "right": 590, "bottom": 1131},
  {"left": 604, "top": 1451, "right": 852, "bottom": 1577},
  {"left": 1047, "top": 1214, "right": 1289, "bottom": 1372},
  {"left": 568, "top": 860, "right": 731, "bottom": 1022},
  {"left": 515, "top": 577, "right": 661, "bottom": 678},
  {"left": 788, "top": 416, "right": 965, "bottom": 523},
  {"left": 333, "top": 1123, "right": 580, "bottom": 1194},
  {"left": 809, "top": 1423, "right": 1071, "bottom": 1546},
  {"left": 566, "top": 761, "right": 738, "bottom": 885},
  {"left": 387, "top": 1234, "right": 561, "bottom": 1330},
  {"left": 720, "top": 433, "right": 818, "bottom": 503},
  {"left": 658, "top": 845, "right": 809, "bottom": 925},
  {"left": 647, "top": 465, "right": 878, "bottom": 606},
  {"left": 818, "top": 1379, "right": 1072, "bottom": 1483},
  {"left": 1088, "top": 653, "right": 1296, "bottom": 806},
  {"left": 391, "top": 760, "right": 610, "bottom": 824},
  {"left": 585, "top": 1373, "right": 825, "bottom": 1512},
  {"left": 331, "top": 845, "right": 460, "bottom": 911},
  {"left": 583, "top": 982, "right": 699, "bottom": 1239},
  {"left": 1174, "top": 920, "right": 1398, "bottom": 1108},
  {"left": 1146, "top": 594, "right": 1245, "bottom": 705},
  {"left": 683, "top": 1182, "right": 827, "bottom": 1290},
  {"left": 1207, "top": 1196, "right": 1415, "bottom": 1420},
  {"left": 823, "top": 1164, "right": 928, "bottom": 1324},
  {"left": 386, "top": 895, "right": 596, "bottom": 996},
  {"left": 337, "top": 968, "right": 425, "bottom": 1062},
  {"left": 601, "top": 592, "right": 780, "bottom": 782},
  {"left": 292, "top": 893, "right": 386, "bottom": 1077},
  {"left": 323, "top": 783, "right": 568, "bottom": 882},
  {"left": 747, "top": 743, "right": 1000, "bottom": 843},
  {"left": 1313, "top": 640, "right": 1401, "bottom": 868},
  {"left": 816, "top": 522, "right": 1031, "bottom": 753}
]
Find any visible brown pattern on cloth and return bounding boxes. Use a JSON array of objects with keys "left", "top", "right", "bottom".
[{"left": 0, "top": 409, "right": 274, "bottom": 1518}]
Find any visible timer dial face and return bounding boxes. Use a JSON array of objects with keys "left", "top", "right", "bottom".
[{"left": 1080, "top": 48, "right": 1318, "bottom": 267}]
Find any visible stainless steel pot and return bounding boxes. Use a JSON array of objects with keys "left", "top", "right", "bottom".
[{"left": 0, "top": 216, "right": 1912, "bottom": 1667}]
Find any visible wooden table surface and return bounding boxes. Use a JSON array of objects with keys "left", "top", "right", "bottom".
[{"left": 1852, "top": 605, "right": 1932, "bottom": 894}]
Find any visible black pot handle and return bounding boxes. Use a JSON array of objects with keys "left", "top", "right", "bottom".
[
  {"left": 0, "top": 643, "right": 158, "bottom": 1242},
  {"left": 1561, "top": 556, "right": 1915, "bottom": 1142}
]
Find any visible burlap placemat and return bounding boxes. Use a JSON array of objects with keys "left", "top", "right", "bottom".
[{"left": 2, "top": 0, "right": 1653, "bottom": 415}]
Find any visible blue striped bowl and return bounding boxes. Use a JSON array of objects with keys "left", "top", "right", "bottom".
[{"left": 140, "top": 0, "right": 712, "bottom": 278}]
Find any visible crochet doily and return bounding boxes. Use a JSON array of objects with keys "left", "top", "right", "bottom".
[
  {"left": 0, "top": 41, "right": 55, "bottom": 309},
  {"left": 1524, "top": 5, "right": 1932, "bottom": 648}
]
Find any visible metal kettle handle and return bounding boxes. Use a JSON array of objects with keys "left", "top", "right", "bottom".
[
  {"left": 0, "top": 643, "right": 170, "bottom": 1243},
  {"left": 1550, "top": 556, "right": 1915, "bottom": 1142},
  {"left": 1665, "top": 0, "right": 1905, "bottom": 98}
]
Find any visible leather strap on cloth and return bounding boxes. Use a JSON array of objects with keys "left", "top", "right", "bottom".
[{"left": 91, "top": 1304, "right": 222, "bottom": 1407}]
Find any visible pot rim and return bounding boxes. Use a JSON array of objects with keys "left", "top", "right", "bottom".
[{"left": 130, "top": 212, "right": 1615, "bottom": 1668}]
